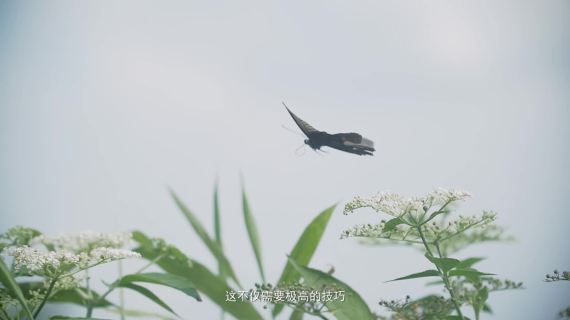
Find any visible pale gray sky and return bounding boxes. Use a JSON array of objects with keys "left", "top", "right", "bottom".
[{"left": 1, "top": 1, "right": 569, "bottom": 319}]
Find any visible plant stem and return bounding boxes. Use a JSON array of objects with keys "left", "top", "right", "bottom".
[
  {"left": 417, "top": 226, "right": 464, "bottom": 319},
  {"left": 33, "top": 275, "right": 59, "bottom": 318},
  {"left": 85, "top": 269, "right": 92, "bottom": 317},
  {"left": 434, "top": 240, "right": 464, "bottom": 319},
  {"left": 118, "top": 261, "right": 125, "bottom": 320}
]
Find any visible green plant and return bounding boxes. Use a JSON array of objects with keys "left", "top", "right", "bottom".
[
  {"left": 0, "top": 227, "right": 199, "bottom": 320},
  {"left": 545, "top": 270, "right": 570, "bottom": 319},
  {"left": 145, "top": 180, "right": 342, "bottom": 319},
  {"left": 342, "top": 188, "right": 523, "bottom": 320}
]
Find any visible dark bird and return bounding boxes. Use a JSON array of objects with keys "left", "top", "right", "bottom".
[{"left": 283, "top": 102, "right": 375, "bottom": 156}]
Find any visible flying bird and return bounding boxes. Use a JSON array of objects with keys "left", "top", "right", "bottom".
[{"left": 283, "top": 102, "right": 375, "bottom": 156}]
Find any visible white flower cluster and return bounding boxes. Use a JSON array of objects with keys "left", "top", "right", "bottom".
[
  {"left": 344, "top": 188, "right": 472, "bottom": 217},
  {"left": 89, "top": 247, "right": 141, "bottom": 261},
  {"left": 6, "top": 245, "right": 140, "bottom": 277},
  {"left": 340, "top": 223, "right": 387, "bottom": 239},
  {"left": 36, "top": 231, "right": 132, "bottom": 253}
]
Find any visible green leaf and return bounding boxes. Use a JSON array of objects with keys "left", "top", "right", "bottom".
[
  {"left": 273, "top": 205, "right": 336, "bottom": 316},
  {"left": 290, "top": 308, "right": 305, "bottom": 320},
  {"left": 425, "top": 254, "right": 460, "bottom": 273},
  {"left": 117, "top": 272, "right": 201, "bottom": 302},
  {"left": 445, "top": 316, "right": 471, "bottom": 320},
  {"left": 105, "top": 307, "right": 177, "bottom": 320},
  {"left": 383, "top": 217, "right": 404, "bottom": 231},
  {"left": 119, "top": 282, "right": 177, "bottom": 315},
  {"left": 50, "top": 317, "right": 110, "bottom": 320},
  {"left": 0, "top": 259, "right": 35, "bottom": 319},
  {"left": 387, "top": 269, "right": 441, "bottom": 282},
  {"left": 241, "top": 185, "right": 265, "bottom": 282},
  {"left": 448, "top": 268, "right": 495, "bottom": 280},
  {"left": 289, "top": 258, "right": 375, "bottom": 320},
  {"left": 50, "top": 287, "right": 113, "bottom": 308},
  {"left": 213, "top": 180, "right": 222, "bottom": 248},
  {"left": 134, "top": 232, "right": 263, "bottom": 320},
  {"left": 473, "top": 287, "right": 489, "bottom": 319},
  {"left": 170, "top": 189, "right": 241, "bottom": 287},
  {"left": 456, "top": 257, "right": 485, "bottom": 269}
]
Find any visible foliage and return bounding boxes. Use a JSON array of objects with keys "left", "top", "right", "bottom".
[
  {"left": 545, "top": 270, "right": 570, "bottom": 319},
  {"left": 0, "top": 227, "right": 196, "bottom": 320},
  {"left": 342, "top": 188, "right": 523, "bottom": 320}
]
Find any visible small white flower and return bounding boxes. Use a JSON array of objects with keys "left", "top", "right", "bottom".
[
  {"left": 344, "top": 188, "right": 471, "bottom": 219},
  {"left": 36, "top": 231, "right": 133, "bottom": 253},
  {"left": 89, "top": 247, "right": 141, "bottom": 262},
  {"left": 6, "top": 246, "right": 80, "bottom": 276}
]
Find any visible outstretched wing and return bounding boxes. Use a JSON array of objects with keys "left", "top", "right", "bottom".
[
  {"left": 326, "top": 133, "right": 375, "bottom": 156},
  {"left": 282, "top": 102, "right": 319, "bottom": 137}
]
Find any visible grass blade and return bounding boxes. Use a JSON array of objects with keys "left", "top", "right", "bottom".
[
  {"left": 273, "top": 205, "right": 336, "bottom": 316},
  {"left": 170, "top": 189, "right": 241, "bottom": 288},
  {"left": 241, "top": 185, "right": 265, "bottom": 282}
]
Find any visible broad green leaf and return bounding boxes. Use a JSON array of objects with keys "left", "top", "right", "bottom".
[
  {"left": 289, "top": 258, "right": 375, "bottom": 320},
  {"left": 273, "top": 205, "right": 336, "bottom": 316},
  {"left": 134, "top": 232, "right": 263, "bottom": 320},
  {"left": 387, "top": 269, "right": 441, "bottom": 282},
  {"left": 383, "top": 217, "right": 404, "bottom": 231},
  {"left": 425, "top": 254, "right": 460, "bottom": 273},
  {"left": 448, "top": 269, "right": 495, "bottom": 280},
  {"left": 241, "top": 186, "right": 265, "bottom": 282},
  {"left": 117, "top": 272, "right": 200, "bottom": 301},
  {"left": 170, "top": 190, "right": 241, "bottom": 287},
  {"left": 0, "top": 259, "right": 34, "bottom": 319},
  {"left": 456, "top": 257, "right": 485, "bottom": 269},
  {"left": 119, "top": 282, "right": 176, "bottom": 315}
]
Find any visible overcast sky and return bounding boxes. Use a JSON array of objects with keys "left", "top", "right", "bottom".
[{"left": 1, "top": 1, "right": 569, "bottom": 319}]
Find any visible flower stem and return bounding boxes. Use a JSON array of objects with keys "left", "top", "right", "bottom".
[
  {"left": 33, "top": 275, "right": 59, "bottom": 318},
  {"left": 434, "top": 240, "right": 464, "bottom": 319},
  {"left": 416, "top": 226, "right": 464, "bottom": 319}
]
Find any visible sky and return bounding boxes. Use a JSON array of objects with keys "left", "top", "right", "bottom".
[{"left": 1, "top": 0, "right": 569, "bottom": 319}]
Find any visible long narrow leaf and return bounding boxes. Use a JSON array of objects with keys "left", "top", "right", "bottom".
[
  {"left": 105, "top": 308, "right": 176, "bottom": 320},
  {"left": 170, "top": 190, "right": 241, "bottom": 287},
  {"left": 241, "top": 185, "right": 265, "bottom": 282},
  {"left": 134, "top": 231, "right": 263, "bottom": 320},
  {"left": 289, "top": 258, "right": 375, "bottom": 320},
  {"left": 213, "top": 180, "right": 223, "bottom": 249},
  {"left": 0, "top": 259, "right": 34, "bottom": 319},
  {"left": 119, "top": 282, "right": 177, "bottom": 315},
  {"left": 117, "top": 272, "right": 201, "bottom": 301},
  {"left": 273, "top": 205, "right": 336, "bottom": 316},
  {"left": 387, "top": 270, "right": 441, "bottom": 282}
]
